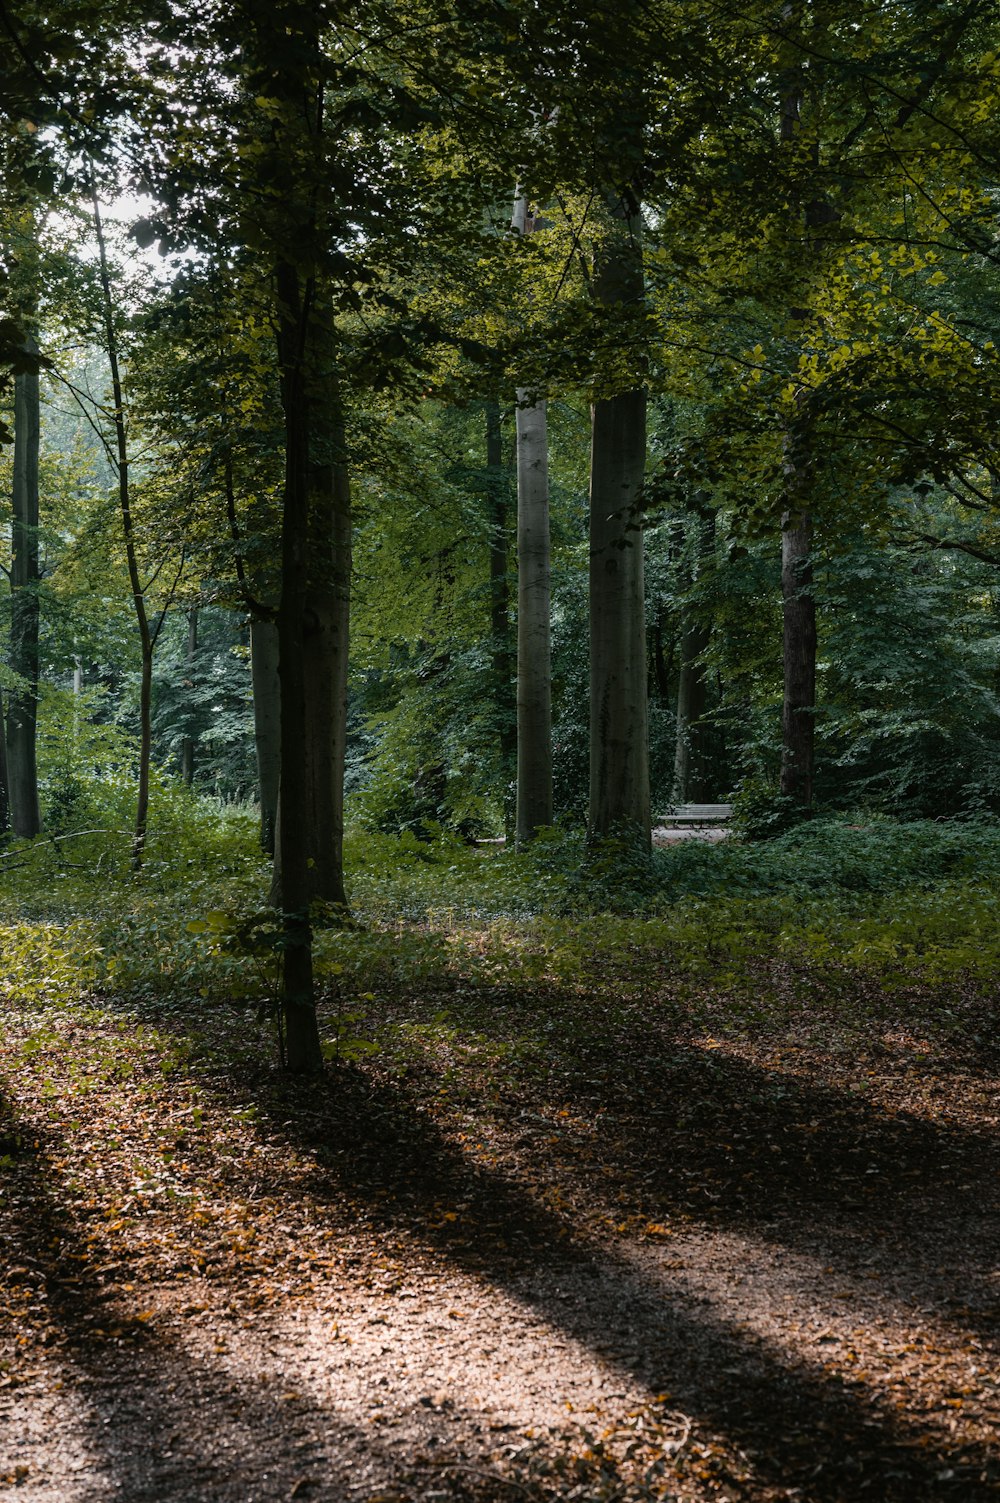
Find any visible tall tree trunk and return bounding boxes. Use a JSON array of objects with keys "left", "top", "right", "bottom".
[
  {"left": 485, "top": 401, "right": 516, "bottom": 836},
  {"left": 673, "top": 508, "right": 716, "bottom": 803},
  {"left": 778, "top": 65, "right": 818, "bottom": 811},
  {"left": 90, "top": 174, "right": 153, "bottom": 869},
  {"left": 515, "top": 394, "right": 553, "bottom": 844},
  {"left": 246, "top": 8, "right": 355, "bottom": 1070},
  {"left": 0, "top": 689, "right": 10, "bottom": 842},
  {"left": 273, "top": 263, "right": 350, "bottom": 1072},
  {"left": 511, "top": 192, "right": 553, "bottom": 845},
  {"left": 251, "top": 618, "right": 281, "bottom": 854},
  {"left": 274, "top": 256, "right": 319, "bottom": 1071},
  {"left": 180, "top": 607, "right": 198, "bottom": 786},
  {"left": 780, "top": 503, "right": 815, "bottom": 806},
  {"left": 7, "top": 342, "right": 41, "bottom": 838},
  {"left": 588, "top": 193, "right": 650, "bottom": 846},
  {"left": 673, "top": 617, "right": 711, "bottom": 802},
  {"left": 267, "top": 358, "right": 350, "bottom": 924}
]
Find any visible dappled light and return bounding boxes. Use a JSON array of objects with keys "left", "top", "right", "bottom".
[{"left": 3, "top": 867, "right": 998, "bottom": 1498}]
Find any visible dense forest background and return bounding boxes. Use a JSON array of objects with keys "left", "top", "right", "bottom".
[{"left": 3, "top": 0, "right": 999, "bottom": 839}]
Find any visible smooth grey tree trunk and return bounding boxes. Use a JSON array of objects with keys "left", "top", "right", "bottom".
[
  {"left": 251, "top": 618, "right": 281, "bottom": 855},
  {"left": 780, "top": 505, "right": 816, "bottom": 806},
  {"left": 588, "top": 196, "right": 650, "bottom": 846},
  {"left": 673, "top": 509, "right": 716, "bottom": 803},
  {"left": 511, "top": 192, "right": 552, "bottom": 845},
  {"left": 7, "top": 344, "right": 41, "bottom": 838},
  {"left": 673, "top": 618, "right": 712, "bottom": 803},
  {"left": 515, "top": 394, "right": 553, "bottom": 844},
  {"left": 485, "top": 402, "right": 516, "bottom": 835},
  {"left": 778, "top": 75, "right": 819, "bottom": 811}
]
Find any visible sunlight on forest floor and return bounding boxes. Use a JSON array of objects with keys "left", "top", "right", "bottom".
[{"left": 1, "top": 893, "right": 998, "bottom": 1502}]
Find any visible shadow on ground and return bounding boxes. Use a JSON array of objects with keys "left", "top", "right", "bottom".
[{"left": 4, "top": 969, "right": 999, "bottom": 1502}]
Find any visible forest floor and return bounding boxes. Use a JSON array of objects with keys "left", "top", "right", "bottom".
[{"left": 1, "top": 910, "right": 998, "bottom": 1503}]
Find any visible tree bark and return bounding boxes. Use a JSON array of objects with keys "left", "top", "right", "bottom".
[
  {"left": 780, "top": 505, "right": 816, "bottom": 806},
  {"left": 251, "top": 617, "right": 281, "bottom": 854},
  {"left": 90, "top": 174, "right": 153, "bottom": 868},
  {"left": 274, "top": 254, "right": 319, "bottom": 1071},
  {"left": 588, "top": 194, "right": 650, "bottom": 846},
  {"left": 239, "top": 9, "right": 354, "bottom": 1072},
  {"left": 777, "top": 62, "right": 818, "bottom": 811},
  {"left": 485, "top": 401, "right": 516, "bottom": 835},
  {"left": 514, "top": 394, "right": 553, "bottom": 844},
  {"left": 511, "top": 192, "right": 552, "bottom": 845},
  {"left": 267, "top": 352, "right": 351, "bottom": 924},
  {"left": 673, "top": 618, "right": 711, "bottom": 802},
  {"left": 673, "top": 508, "right": 716, "bottom": 804},
  {"left": 0, "top": 689, "right": 10, "bottom": 842},
  {"left": 7, "top": 343, "right": 41, "bottom": 838}
]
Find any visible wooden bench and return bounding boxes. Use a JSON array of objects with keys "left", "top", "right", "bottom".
[{"left": 656, "top": 803, "right": 733, "bottom": 828}]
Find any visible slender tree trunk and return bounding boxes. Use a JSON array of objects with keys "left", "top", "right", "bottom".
[
  {"left": 780, "top": 504, "right": 816, "bottom": 806},
  {"left": 485, "top": 401, "right": 516, "bottom": 835},
  {"left": 514, "top": 395, "right": 553, "bottom": 844},
  {"left": 72, "top": 652, "right": 83, "bottom": 752},
  {"left": 251, "top": 618, "right": 281, "bottom": 854},
  {"left": 588, "top": 194, "right": 650, "bottom": 846},
  {"left": 673, "top": 618, "right": 711, "bottom": 802},
  {"left": 511, "top": 193, "right": 553, "bottom": 845},
  {"left": 90, "top": 174, "right": 153, "bottom": 868},
  {"left": 778, "top": 69, "right": 818, "bottom": 811},
  {"left": 180, "top": 607, "right": 198, "bottom": 786},
  {"left": 652, "top": 615, "right": 672, "bottom": 704},
  {"left": 673, "top": 508, "right": 716, "bottom": 803},
  {"left": 0, "top": 689, "right": 10, "bottom": 842},
  {"left": 7, "top": 343, "right": 41, "bottom": 838},
  {"left": 301, "top": 404, "right": 351, "bottom": 911}
]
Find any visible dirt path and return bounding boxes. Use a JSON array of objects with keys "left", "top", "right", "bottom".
[{"left": 2, "top": 970, "right": 998, "bottom": 1501}]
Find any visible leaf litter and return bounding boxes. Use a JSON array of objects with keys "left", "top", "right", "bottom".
[{"left": 0, "top": 922, "right": 998, "bottom": 1502}]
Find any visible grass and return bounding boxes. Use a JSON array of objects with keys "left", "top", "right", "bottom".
[{"left": 1, "top": 806, "right": 998, "bottom": 1065}]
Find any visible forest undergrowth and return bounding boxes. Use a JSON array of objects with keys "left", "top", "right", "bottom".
[{"left": 1, "top": 811, "right": 998, "bottom": 1501}]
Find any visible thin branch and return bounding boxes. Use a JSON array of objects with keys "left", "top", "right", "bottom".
[
  {"left": 149, "top": 546, "right": 188, "bottom": 652},
  {"left": 46, "top": 370, "right": 120, "bottom": 470},
  {"left": 908, "top": 533, "right": 1000, "bottom": 568}
]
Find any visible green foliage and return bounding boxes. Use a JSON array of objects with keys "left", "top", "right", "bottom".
[
  {"left": 347, "top": 814, "right": 1000, "bottom": 922},
  {"left": 150, "top": 607, "right": 257, "bottom": 800},
  {"left": 729, "top": 778, "right": 807, "bottom": 841},
  {"left": 5, "top": 806, "right": 1000, "bottom": 1067},
  {"left": 35, "top": 682, "right": 137, "bottom": 834}
]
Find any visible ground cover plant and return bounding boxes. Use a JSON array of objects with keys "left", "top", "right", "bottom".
[{"left": 1, "top": 810, "right": 998, "bottom": 1501}]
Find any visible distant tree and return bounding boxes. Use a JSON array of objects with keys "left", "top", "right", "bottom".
[{"left": 512, "top": 191, "right": 553, "bottom": 846}]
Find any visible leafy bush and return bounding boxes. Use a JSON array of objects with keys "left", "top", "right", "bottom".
[{"left": 729, "top": 776, "right": 807, "bottom": 841}]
